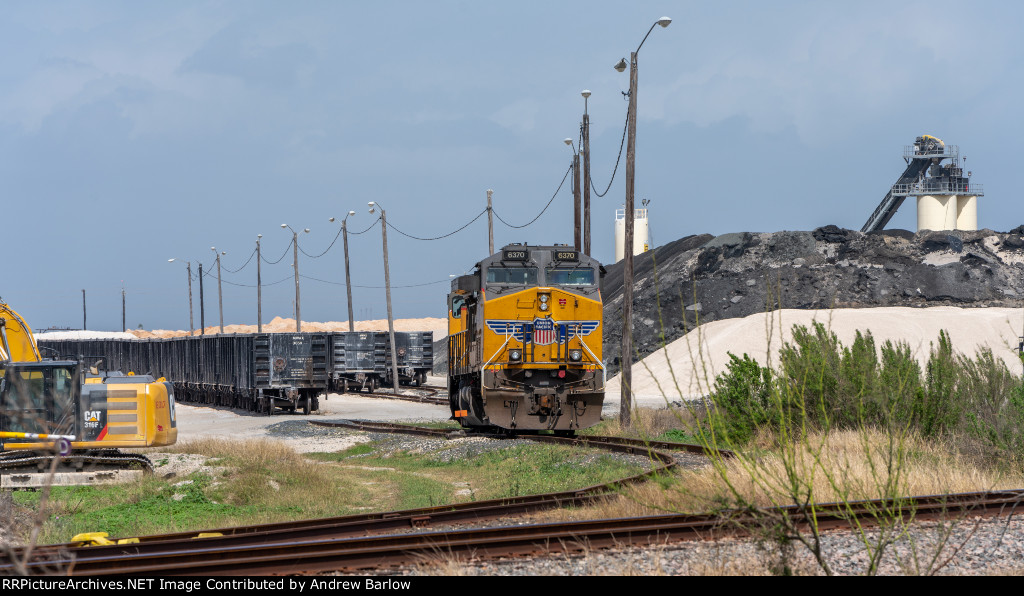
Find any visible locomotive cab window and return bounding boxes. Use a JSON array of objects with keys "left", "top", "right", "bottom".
[
  {"left": 545, "top": 267, "right": 595, "bottom": 286},
  {"left": 451, "top": 295, "right": 466, "bottom": 317},
  {"left": 486, "top": 267, "right": 538, "bottom": 285}
]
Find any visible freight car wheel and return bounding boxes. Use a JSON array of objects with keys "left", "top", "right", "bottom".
[{"left": 302, "top": 397, "right": 311, "bottom": 416}]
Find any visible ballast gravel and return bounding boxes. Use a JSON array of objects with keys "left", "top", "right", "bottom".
[{"left": 364, "top": 513, "right": 1024, "bottom": 576}]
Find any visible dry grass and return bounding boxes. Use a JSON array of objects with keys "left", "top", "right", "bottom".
[
  {"left": 535, "top": 425, "right": 1024, "bottom": 524},
  {"left": 655, "top": 428, "right": 1022, "bottom": 513},
  {"left": 588, "top": 405, "right": 699, "bottom": 441},
  {"left": 156, "top": 437, "right": 346, "bottom": 520}
]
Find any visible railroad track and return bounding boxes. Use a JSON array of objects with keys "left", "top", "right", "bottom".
[
  {"left": 7, "top": 422, "right": 1018, "bottom": 576},
  {"left": 342, "top": 384, "right": 448, "bottom": 406},
  {"left": 8, "top": 489, "right": 1023, "bottom": 576},
  {"left": 6, "top": 421, "right": 689, "bottom": 575}
]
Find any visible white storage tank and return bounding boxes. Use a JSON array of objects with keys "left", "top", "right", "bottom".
[
  {"left": 614, "top": 208, "right": 650, "bottom": 262},
  {"left": 956, "top": 195, "right": 977, "bottom": 230},
  {"left": 917, "top": 195, "right": 978, "bottom": 231}
]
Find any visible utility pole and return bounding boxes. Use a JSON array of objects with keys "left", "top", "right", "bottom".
[
  {"left": 82, "top": 289, "right": 86, "bottom": 330},
  {"left": 281, "top": 224, "right": 308, "bottom": 332},
  {"left": 573, "top": 149, "right": 582, "bottom": 251},
  {"left": 212, "top": 248, "right": 224, "bottom": 334},
  {"left": 343, "top": 218, "right": 355, "bottom": 332},
  {"left": 616, "top": 16, "right": 671, "bottom": 429},
  {"left": 487, "top": 189, "right": 494, "bottom": 255},
  {"left": 582, "top": 90, "right": 592, "bottom": 256},
  {"left": 186, "top": 262, "right": 194, "bottom": 335},
  {"left": 293, "top": 232, "right": 301, "bottom": 332},
  {"left": 256, "top": 235, "right": 263, "bottom": 333},
  {"left": 369, "top": 201, "right": 401, "bottom": 396},
  {"left": 199, "top": 262, "right": 205, "bottom": 335},
  {"left": 620, "top": 50, "right": 638, "bottom": 429},
  {"left": 121, "top": 284, "right": 126, "bottom": 333}
]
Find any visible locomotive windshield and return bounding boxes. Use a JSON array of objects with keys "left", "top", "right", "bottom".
[
  {"left": 545, "top": 267, "right": 595, "bottom": 286},
  {"left": 486, "top": 267, "right": 538, "bottom": 285}
]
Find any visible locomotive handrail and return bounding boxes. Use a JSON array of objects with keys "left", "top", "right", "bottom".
[
  {"left": 564, "top": 324, "right": 603, "bottom": 370},
  {"left": 577, "top": 334, "right": 604, "bottom": 370},
  {"left": 483, "top": 329, "right": 515, "bottom": 369}
]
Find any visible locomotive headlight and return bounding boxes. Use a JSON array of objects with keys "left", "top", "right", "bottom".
[
  {"left": 540, "top": 295, "right": 549, "bottom": 303},
  {"left": 509, "top": 350, "right": 522, "bottom": 362},
  {"left": 569, "top": 350, "right": 582, "bottom": 362},
  {"left": 539, "top": 302, "right": 549, "bottom": 311}
]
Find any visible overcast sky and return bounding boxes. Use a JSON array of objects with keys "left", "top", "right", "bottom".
[{"left": 2, "top": 1, "right": 1020, "bottom": 332}]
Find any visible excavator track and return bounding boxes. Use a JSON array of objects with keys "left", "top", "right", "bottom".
[{"left": 0, "top": 450, "right": 153, "bottom": 488}]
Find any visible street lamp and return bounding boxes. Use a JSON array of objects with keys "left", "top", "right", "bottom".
[
  {"left": 281, "top": 224, "right": 310, "bottom": 332},
  {"left": 367, "top": 201, "right": 400, "bottom": 396},
  {"left": 615, "top": 16, "right": 671, "bottom": 428},
  {"left": 329, "top": 211, "right": 358, "bottom": 332},
  {"left": 581, "top": 89, "right": 592, "bottom": 255},
  {"left": 211, "top": 247, "right": 226, "bottom": 334},
  {"left": 565, "top": 137, "right": 581, "bottom": 250},
  {"left": 167, "top": 258, "right": 195, "bottom": 335},
  {"left": 256, "top": 234, "right": 263, "bottom": 333}
]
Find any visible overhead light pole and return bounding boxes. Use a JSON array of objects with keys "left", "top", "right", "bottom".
[
  {"left": 198, "top": 262, "right": 205, "bottom": 335},
  {"left": 581, "top": 89, "right": 592, "bottom": 256},
  {"left": 368, "top": 201, "right": 400, "bottom": 396},
  {"left": 211, "top": 247, "right": 226, "bottom": 334},
  {"left": 167, "top": 258, "right": 194, "bottom": 335},
  {"left": 486, "top": 189, "right": 494, "bottom": 255},
  {"left": 281, "top": 224, "right": 310, "bottom": 332},
  {"left": 564, "top": 138, "right": 581, "bottom": 251},
  {"left": 615, "top": 16, "right": 671, "bottom": 428},
  {"left": 256, "top": 234, "right": 263, "bottom": 333},
  {"left": 329, "top": 211, "right": 358, "bottom": 332}
]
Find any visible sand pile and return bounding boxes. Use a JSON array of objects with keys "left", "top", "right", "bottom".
[
  {"left": 129, "top": 316, "right": 447, "bottom": 339},
  {"left": 607, "top": 306, "right": 1024, "bottom": 403},
  {"left": 34, "top": 330, "right": 136, "bottom": 340}
]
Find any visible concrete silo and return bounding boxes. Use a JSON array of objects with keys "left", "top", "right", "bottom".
[{"left": 614, "top": 207, "right": 649, "bottom": 263}]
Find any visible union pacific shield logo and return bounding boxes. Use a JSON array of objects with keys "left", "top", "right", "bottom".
[{"left": 533, "top": 318, "right": 556, "bottom": 345}]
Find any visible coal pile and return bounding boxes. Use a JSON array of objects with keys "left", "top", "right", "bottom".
[{"left": 602, "top": 226, "right": 1024, "bottom": 376}]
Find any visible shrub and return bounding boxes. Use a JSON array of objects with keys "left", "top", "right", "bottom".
[{"left": 706, "top": 352, "right": 775, "bottom": 444}]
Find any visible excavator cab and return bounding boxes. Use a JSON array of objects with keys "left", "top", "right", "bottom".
[{"left": 0, "top": 361, "right": 81, "bottom": 444}]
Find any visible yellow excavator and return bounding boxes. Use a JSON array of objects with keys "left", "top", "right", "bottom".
[{"left": 0, "top": 301, "right": 177, "bottom": 487}]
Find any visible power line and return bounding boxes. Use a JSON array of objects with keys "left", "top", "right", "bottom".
[
  {"left": 298, "top": 225, "right": 344, "bottom": 259},
  {"left": 218, "top": 274, "right": 293, "bottom": 288},
  {"left": 492, "top": 162, "right": 572, "bottom": 229},
  {"left": 384, "top": 208, "right": 488, "bottom": 241},
  {"left": 299, "top": 274, "right": 449, "bottom": 289},
  {"left": 349, "top": 217, "right": 381, "bottom": 235},
  {"left": 590, "top": 109, "right": 629, "bottom": 198},
  {"left": 261, "top": 243, "right": 291, "bottom": 265},
  {"left": 222, "top": 248, "right": 257, "bottom": 273}
]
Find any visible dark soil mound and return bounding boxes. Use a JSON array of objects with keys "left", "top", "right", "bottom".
[{"left": 601, "top": 226, "right": 1024, "bottom": 375}]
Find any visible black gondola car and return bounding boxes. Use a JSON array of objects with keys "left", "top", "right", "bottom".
[
  {"left": 38, "top": 333, "right": 329, "bottom": 415},
  {"left": 328, "top": 331, "right": 433, "bottom": 392}
]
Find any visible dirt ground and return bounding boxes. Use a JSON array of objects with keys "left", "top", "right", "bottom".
[{"left": 169, "top": 375, "right": 452, "bottom": 454}]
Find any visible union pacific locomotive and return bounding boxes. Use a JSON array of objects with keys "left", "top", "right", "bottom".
[{"left": 447, "top": 244, "right": 605, "bottom": 433}]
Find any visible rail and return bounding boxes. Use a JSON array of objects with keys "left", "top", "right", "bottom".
[
  {"left": 14, "top": 422, "right": 1022, "bottom": 576},
  {"left": 891, "top": 181, "right": 983, "bottom": 196},
  {"left": 448, "top": 330, "right": 470, "bottom": 376},
  {"left": 903, "top": 144, "right": 959, "bottom": 160}
]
